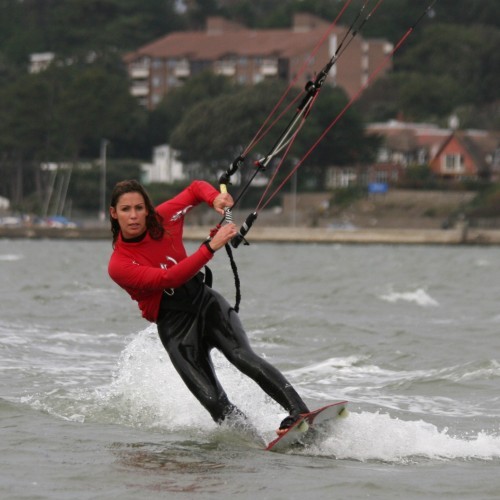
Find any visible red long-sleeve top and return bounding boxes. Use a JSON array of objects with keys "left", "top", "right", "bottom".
[{"left": 108, "top": 181, "right": 219, "bottom": 322}]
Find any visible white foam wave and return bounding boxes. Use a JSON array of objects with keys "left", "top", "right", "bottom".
[
  {"left": 0, "top": 254, "right": 23, "bottom": 261},
  {"left": 380, "top": 288, "right": 439, "bottom": 307},
  {"left": 474, "top": 259, "right": 491, "bottom": 267},
  {"left": 290, "top": 357, "right": 500, "bottom": 387},
  {"left": 307, "top": 411, "right": 500, "bottom": 462},
  {"left": 99, "top": 331, "right": 500, "bottom": 459},
  {"left": 24, "top": 328, "right": 500, "bottom": 463},
  {"left": 286, "top": 357, "right": 500, "bottom": 417},
  {"left": 101, "top": 327, "right": 282, "bottom": 433},
  {"left": 448, "top": 359, "right": 500, "bottom": 382}
]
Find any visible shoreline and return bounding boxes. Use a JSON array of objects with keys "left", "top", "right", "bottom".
[{"left": 2, "top": 224, "right": 500, "bottom": 245}]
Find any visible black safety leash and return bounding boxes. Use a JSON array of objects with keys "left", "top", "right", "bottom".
[{"left": 216, "top": 179, "right": 242, "bottom": 312}]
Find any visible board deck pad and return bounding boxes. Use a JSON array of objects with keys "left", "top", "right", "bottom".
[{"left": 265, "top": 401, "right": 348, "bottom": 452}]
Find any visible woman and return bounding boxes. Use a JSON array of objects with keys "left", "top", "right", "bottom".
[{"left": 108, "top": 179, "right": 309, "bottom": 433}]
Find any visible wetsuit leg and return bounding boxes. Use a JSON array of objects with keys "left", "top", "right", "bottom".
[
  {"left": 157, "top": 307, "right": 242, "bottom": 424},
  {"left": 204, "top": 288, "right": 309, "bottom": 418}
]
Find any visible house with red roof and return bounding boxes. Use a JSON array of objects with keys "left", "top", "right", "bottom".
[
  {"left": 366, "top": 120, "right": 500, "bottom": 183},
  {"left": 429, "top": 130, "right": 500, "bottom": 181}
]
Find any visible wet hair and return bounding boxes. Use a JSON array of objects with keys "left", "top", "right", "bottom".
[{"left": 109, "top": 179, "right": 164, "bottom": 246}]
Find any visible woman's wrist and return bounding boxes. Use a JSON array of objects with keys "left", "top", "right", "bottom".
[{"left": 203, "top": 240, "right": 215, "bottom": 254}]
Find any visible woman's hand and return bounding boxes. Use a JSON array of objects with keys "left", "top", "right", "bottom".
[
  {"left": 209, "top": 223, "right": 238, "bottom": 251},
  {"left": 212, "top": 193, "right": 234, "bottom": 216}
]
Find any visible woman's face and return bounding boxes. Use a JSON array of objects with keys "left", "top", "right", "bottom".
[{"left": 110, "top": 192, "right": 149, "bottom": 239}]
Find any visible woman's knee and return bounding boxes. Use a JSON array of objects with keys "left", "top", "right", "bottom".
[{"left": 225, "top": 346, "right": 264, "bottom": 377}]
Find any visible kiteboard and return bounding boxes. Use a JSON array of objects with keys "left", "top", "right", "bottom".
[{"left": 265, "top": 401, "right": 348, "bottom": 452}]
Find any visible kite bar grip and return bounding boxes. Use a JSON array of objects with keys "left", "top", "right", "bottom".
[
  {"left": 231, "top": 212, "right": 258, "bottom": 248},
  {"left": 219, "top": 183, "right": 233, "bottom": 223}
]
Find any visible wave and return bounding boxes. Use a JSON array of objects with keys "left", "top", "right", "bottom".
[
  {"left": 305, "top": 411, "right": 500, "bottom": 462},
  {"left": 288, "top": 359, "right": 500, "bottom": 427},
  {"left": 0, "top": 254, "right": 23, "bottom": 261},
  {"left": 289, "top": 356, "right": 500, "bottom": 387},
  {"left": 380, "top": 288, "right": 439, "bottom": 307},
  {"left": 17, "top": 328, "right": 500, "bottom": 463},
  {"left": 99, "top": 326, "right": 282, "bottom": 431}
]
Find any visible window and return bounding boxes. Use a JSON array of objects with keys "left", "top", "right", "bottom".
[
  {"left": 253, "top": 73, "right": 264, "bottom": 84},
  {"left": 443, "top": 154, "right": 464, "bottom": 172},
  {"left": 417, "top": 148, "right": 427, "bottom": 165},
  {"left": 378, "top": 147, "right": 389, "bottom": 162},
  {"left": 167, "top": 76, "right": 178, "bottom": 87}
]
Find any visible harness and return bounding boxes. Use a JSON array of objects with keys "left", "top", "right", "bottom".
[{"left": 158, "top": 266, "right": 213, "bottom": 316}]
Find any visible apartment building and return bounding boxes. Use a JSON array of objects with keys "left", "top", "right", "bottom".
[{"left": 124, "top": 14, "right": 393, "bottom": 109}]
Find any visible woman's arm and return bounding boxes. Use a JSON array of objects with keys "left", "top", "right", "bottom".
[
  {"left": 109, "top": 245, "right": 213, "bottom": 292},
  {"left": 156, "top": 181, "right": 220, "bottom": 215}
]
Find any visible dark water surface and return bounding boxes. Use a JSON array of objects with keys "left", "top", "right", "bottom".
[{"left": 1, "top": 240, "right": 499, "bottom": 499}]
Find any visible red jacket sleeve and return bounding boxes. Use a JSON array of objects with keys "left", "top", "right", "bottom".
[
  {"left": 108, "top": 244, "right": 213, "bottom": 293},
  {"left": 156, "top": 180, "right": 219, "bottom": 216}
]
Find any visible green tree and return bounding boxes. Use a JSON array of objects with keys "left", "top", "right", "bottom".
[
  {"left": 396, "top": 24, "right": 500, "bottom": 105},
  {"left": 0, "top": 0, "right": 184, "bottom": 64},
  {"left": 148, "top": 71, "right": 237, "bottom": 146},
  {"left": 357, "top": 22, "right": 500, "bottom": 121},
  {"left": 170, "top": 81, "right": 374, "bottom": 189},
  {"left": 0, "top": 71, "right": 56, "bottom": 206},
  {"left": 397, "top": 73, "right": 465, "bottom": 121},
  {"left": 286, "top": 85, "right": 379, "bottom": 189},
  {"left": 432, "top": 0, "right": 500, "bottom": 28},
  {"left": 50, "top": 0, "right": 184, "bottom": 55},
  {"left": 454, "top": 102, "right": 500, "bottom": 131},
  {"left": 67, "top": 159, "right": 142, "bottom": 213},
  {"left": 217, "top": 0, "right": 500, "bottom": 35},
  {"left": 170, "top": 80, "right": 291, "bottom": 171},
  {"left": 219, "top": 0, "right": 294, "bottom": 28},
  {"left": 357, "top": 72, "right": 465, "bottom": 122},
  {"left": 55, "top": 60, "right": 147, "bottom": 159},
  {"left": 0, "top": 56, "right": 147, "bottom": 211},
  {"left": 185, "top": 0, "right": 219, "bottom": 29},
  {"left": 354, "top": 75, "right": 400, "bottom": 122},
  {"left": 296, "top": 86, "right": 376, "bottom": 166}
]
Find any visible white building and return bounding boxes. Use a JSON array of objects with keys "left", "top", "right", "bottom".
[
  {"left": 141, "top": 145, "right": 186, "bottom": 184},
  {"left": 0, "top": 196, "right": 10, "bottom": 210},
  {"left": 29, "top": 52, "right": 55, "bottom": 73}
]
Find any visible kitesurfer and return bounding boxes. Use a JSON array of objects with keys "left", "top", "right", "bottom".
[{"left": 108, "top": 179, "right": 309, "bottom": 434}]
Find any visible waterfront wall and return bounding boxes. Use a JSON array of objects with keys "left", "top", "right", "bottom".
[{"left": 2, "top": 225, "right": 500, "bottom": 245}]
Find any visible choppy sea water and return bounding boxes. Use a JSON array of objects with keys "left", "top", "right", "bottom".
[{"left": 1, "top": 239, "right": 499, "bottom": 499}]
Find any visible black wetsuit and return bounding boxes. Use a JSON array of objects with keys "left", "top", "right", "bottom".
[{"left": 156, "top": 273, "right": 309, "bottom": 424}]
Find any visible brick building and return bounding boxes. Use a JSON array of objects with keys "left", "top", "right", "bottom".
[{"left": 124, "top": 13, "right": 393, "bottom": 109}]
